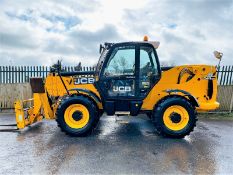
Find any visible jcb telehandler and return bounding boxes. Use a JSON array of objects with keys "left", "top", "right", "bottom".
[{"left": 13, "top": 37, "right": 220, "bottom": 138}]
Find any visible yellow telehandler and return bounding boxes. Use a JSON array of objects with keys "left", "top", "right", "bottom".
[{"left": 10, "top": 37, "right": 220, "bottom": 138}]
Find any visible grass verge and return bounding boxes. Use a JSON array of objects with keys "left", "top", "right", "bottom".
[{"left": 198, "top": 112, "right": 233, "bottom": 120}]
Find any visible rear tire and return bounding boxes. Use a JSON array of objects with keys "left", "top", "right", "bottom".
[
  {"left": 153, "top": 96, "right": 197, "bottom": 138},
  {"left": 56, "top": 95, "right": 99, "bottom": 136}
]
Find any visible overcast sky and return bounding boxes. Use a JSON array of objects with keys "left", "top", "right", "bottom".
[{"left": 0, "top": 0, "right": 232, "bottom": 66}]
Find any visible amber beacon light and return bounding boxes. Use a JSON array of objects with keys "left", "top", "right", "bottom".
[{"left": 143, "top": 35, "right": 148, "bottom": 41}]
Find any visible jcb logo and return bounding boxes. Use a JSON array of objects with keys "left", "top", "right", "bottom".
[
  {"left": 113, "top": 86, "right": 132, "bottom": 92},
  {"left": 74, "top": 78, "right": 95, "bottom": 84}
]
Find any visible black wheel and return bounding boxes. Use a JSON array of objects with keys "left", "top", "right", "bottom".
[
  {"left": 56, "top": 95, "right": 99, "bottom": 136},
  {"left": 153, "top": 96, "right": 197, "bottom": 138}
]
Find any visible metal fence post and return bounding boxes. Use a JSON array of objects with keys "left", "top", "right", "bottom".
[{"left": 229, "top": 87, "right": 233, "bottom": 113}]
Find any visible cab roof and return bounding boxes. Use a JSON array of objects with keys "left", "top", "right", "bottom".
[{"left": 104, "top": 41, "right": 160, "bottom": 49}]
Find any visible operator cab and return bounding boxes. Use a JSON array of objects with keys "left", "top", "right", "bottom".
[{"left": 95, "top": 39, "right": 161, "bottom": 115}]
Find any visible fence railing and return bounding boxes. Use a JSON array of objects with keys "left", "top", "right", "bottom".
[
  {"left": 0, "top": 66, "right": 95, "bottom": 83},
  {"left": 217, "top": 65, "right": 233, "bottom": 85},
  {"left": 0, "top": 65, "right": 233, "bottom": 85}
]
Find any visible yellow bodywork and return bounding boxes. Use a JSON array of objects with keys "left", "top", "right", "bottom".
[
  {"left": 142, "top": 65, "right": 219, "bottom": 111},
  {"left": 14, "top": 64, "right": 219, "bottom": 129},
  {"left": 45, "top": 75, "right": 103, "bottom": 109}
]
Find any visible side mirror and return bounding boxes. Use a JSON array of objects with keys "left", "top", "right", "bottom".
[{"left": 213, "top": 51, "right": 223, "bottom": 60}]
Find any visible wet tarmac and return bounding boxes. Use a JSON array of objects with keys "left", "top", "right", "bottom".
[{"left": 0, "top": 113, "right": 233, "bottom": 175}]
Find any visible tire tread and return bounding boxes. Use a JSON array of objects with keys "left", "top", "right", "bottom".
[{"left": 153, "top": 96, "right": 198, "bottom": 138}]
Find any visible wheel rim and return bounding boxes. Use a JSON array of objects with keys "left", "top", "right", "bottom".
[
  {"left": 163, "top": 105, "right": 189, "bottom": 131},
  {"left": 64, "top": 104, "right": 89, "bottom": 129}
]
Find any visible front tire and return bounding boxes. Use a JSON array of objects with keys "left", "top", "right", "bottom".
[
  {"left": 153, "top": 96, "right": 197, "bottom": 138},
  {"left": 56, "top": 95, "right": 99, "bottom": 136}
]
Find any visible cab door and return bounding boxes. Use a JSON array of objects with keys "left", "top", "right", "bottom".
[{"left": 138, "top": 45, "right": 160, "bottom": 97}]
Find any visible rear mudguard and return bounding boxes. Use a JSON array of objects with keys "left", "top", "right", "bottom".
[{"left": 165, "top": 89, "right": 199, "bottom": 107}]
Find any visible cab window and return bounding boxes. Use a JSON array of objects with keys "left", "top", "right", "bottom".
[{"left": 103, "top": 46, "right": 135, "bottom": 77}]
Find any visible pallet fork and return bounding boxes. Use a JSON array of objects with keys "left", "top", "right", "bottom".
[
  {"left": 0, "top": 78, "right": 54, "bottom": 131},
  {"left": 14, "top": 93, "right": 54, "bottom": 129}
]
